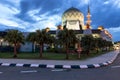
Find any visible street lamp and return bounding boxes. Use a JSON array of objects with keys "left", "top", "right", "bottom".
[
  {"left": 0, "top": 39, "right": 3, "bottom": 46},
  {"left": 119, "top": 43, "right": 120, "bottom": 53},
  {"left": 76, "top": 36, "right": 82, "bottom": 59}
]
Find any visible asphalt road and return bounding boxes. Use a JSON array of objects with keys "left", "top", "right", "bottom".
[{"left": 0, "top": 54, "right": 120, "bottom": 80}]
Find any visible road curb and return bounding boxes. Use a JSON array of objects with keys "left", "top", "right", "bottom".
[
  {"left": 0, "top": 52, "right": 119, "bottom": 69},
  {"left": 0, "top": 60, "right": 113, "bottom": 69}
]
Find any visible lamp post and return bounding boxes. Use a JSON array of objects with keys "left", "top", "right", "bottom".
[
  {"left": 0, "top": 39, "right": 3, "bottom": 46},
  {"left": 118, "top": 43, "right": 120, "bottom": 53},
  {"left": 77, "top": 36, "right": 82, "bottom": 59}
]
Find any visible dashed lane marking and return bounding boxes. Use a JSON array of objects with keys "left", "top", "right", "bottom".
[
  {"left": 20, "top": 70, "right": 37, "bottom": 73},
  {"left": 51, "top": 69, "right": 71, "bottom": 72},
  {"left": 51, "top": 69, "right": 66, "bottom": 72},
  {"left": 111, "top": 65, "right": 120, "bottom": 68},
  {"left": 0, "top": 72, "right": 3, "bottom": 74}
]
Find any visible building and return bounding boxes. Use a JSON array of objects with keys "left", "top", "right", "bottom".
[
  {"left": 54, "top": 6, "right": 112, "bottom": 41},
  {"left": 0, "top": 6, "right": 113, "bottom": 52}
]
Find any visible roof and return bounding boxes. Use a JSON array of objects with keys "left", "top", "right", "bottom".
[
  {"left": 63, "top": 7, "right": 81, "bottom": 14},
  {"left": 49, "top": 29, "right": 101, "bottom": 34},
  {"left": 0, "top": 29, "right": 101, "bottom": 37},
  {"left": 0, "top": 31, "right": 7, "bottom": 37},
  {"left": 62, "top": 7, "right": 83, "bottom": 17}
]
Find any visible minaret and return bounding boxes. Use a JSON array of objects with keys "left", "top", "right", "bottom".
[{"left": 86, "top": 5, "right": 92, "bottom": 26}]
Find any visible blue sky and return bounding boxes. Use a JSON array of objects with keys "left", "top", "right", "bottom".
[{"left": 0, "top": 0, "right": 120, "bottom": 41}]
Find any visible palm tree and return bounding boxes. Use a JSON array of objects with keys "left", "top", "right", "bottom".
[
  {"left": 46, "top": 34, "right": 55, "bottom": 48},
  {"left": 106, "top": 41, "right": 113, "bottom": 51},
  {"left": 109, "top": 41, "right": 113, "bottom": 50},
  {"left": 101, "top": 39, "right": 108, "bottom": 51},
  {"left": 35, "top": 30, "right": 44, "bottom": 58},
  {"left": 57, "top": 29, "right": 78, "bottom": 59},
  {"left": 44, "top": 27, "right": 55, "bottom": 50},
  {"left": 26, "top": 32, "right": 36, "bottom": 52},
  {"left": 4, "top": 30, "right": 24, "bottom": 58},
  {"left": 81, "top": 35, "right": 94, "bottom": 56},
  {"left": 35, "top": 29, "right": 54, "bottom": 58},
  {"left": 94, "top": 38, "right": 103, "bottom": 53}
]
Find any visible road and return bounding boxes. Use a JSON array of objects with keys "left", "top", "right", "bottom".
[{"left": 0, "top": 54, "right": 120, "bottom": 80}]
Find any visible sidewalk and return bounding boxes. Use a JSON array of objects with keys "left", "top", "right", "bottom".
[{"left": 0, "top": 50, "right": 119, "bottom": 69}]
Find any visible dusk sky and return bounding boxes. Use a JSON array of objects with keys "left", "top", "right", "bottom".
[{"left": 0, "top": 0, "right": 120, "bottom": 41}]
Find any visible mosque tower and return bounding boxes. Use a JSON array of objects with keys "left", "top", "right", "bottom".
[{"left": 86, "top": 5, "right": 92, "bottom": 27}]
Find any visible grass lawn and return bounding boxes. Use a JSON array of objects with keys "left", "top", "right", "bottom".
[{"left": 0, "top": 50, "right": 110, "bottom": 60}]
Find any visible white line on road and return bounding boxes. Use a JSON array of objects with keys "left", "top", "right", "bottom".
[
  {"left": 111, "top": 65, "right": 120, "bottom": 68},
  {"left": 0, "top": 72, "right": 3, "bottom": 74},
  {"left": 20, "top": 70, "right": 37, "bottom": 73},
  {"left": 51, "top": 69, "right": 66, "bottom": 72}
]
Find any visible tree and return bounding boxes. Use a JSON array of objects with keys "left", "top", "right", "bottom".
[
  {"left": 57, "top": 29, "right": 78, "bottom": 59},
  {"left": 97, "top": 38, "right": 103, "bottom": 52},
  {"left": 101, "top": 39, "right": 108, "bottom": 51},
  {"left": 81, "top": 35, "right": 94, "bottom": 56},
  {"left": 46, "top": 34, "right": 55, "bottom": 48},
  {"left": 108, "top": 41, "right": 113, "bottom": 49},
  {"left": 35, "top": 30, "right": 45, "bottom": 58},
  {"left": 91, "top": 38, "right": 104, "bottom": 53},
  {"left": 106, "top": 41, "right": 113, "bottom": 51},
  {"left": 26, "top": 32, "right": 36, "bottom": 52},
  {"left": 35, "top": 29, "right": 54, "bottom": 58},
  {"left": 97, "top": 39, "right": 112, "bottom": 51},
  {"left": 4, "top": 30, "right": 24, "bottom": 58}
]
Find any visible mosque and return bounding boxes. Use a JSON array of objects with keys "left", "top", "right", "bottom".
[
  {"left": 0, "top": 6, "right": 113, "bottom": 52},
  {"left": 49, "top": 6, "right": 112, "bottom": 42}
]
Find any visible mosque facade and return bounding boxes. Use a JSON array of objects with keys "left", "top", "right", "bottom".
[{"left": 54, "top": 6, "right": 112, "bottom": 42}]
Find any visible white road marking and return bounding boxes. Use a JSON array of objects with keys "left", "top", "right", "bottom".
[
  {"left": 0, "top": 72, "right": 3, "bottom": 74},
  {"left": 20, "top": 70, "right": 37, "bottom": 73},
  {"left": 51, "top": 69, "right": 66, "bottom": 72},
  {"left": 16, "top": 63, "right": 24, "bottom": 67},
  {"left": 1, "top": 63, "right": 10, "bottom": 66},
  {"left": 111, "top": 65, "right": 120, "bottom": 68}
]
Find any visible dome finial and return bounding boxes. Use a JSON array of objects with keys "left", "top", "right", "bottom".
[{"left": 87, "top": 0, "right": 90, "bottom": 13}]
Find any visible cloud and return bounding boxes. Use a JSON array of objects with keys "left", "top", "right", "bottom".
[
  {"left": 0, "top": 18, "right": 19, "bottom": 27},
  {"left": 103, "top": 1, "right": 110, "bottom": 5},
  {"left": 88, "top": 0, "right": 120, "bottom": 29},
  {"left": 15, "top": 13, "right": 37, "bottom": 23},
  {"left": 15, "top": 0, "right": 64, "bottom": 23},
  {"left": 106, "top": 27, "right": 120, "bottom": 41},
  {"left": 0, "top": 0, "right": 20, "bottom": 8},
  {"left": 0, "top": 2, "right": 26, "bottom": 29},
  {"left": 0, "top": 3, "right": 19, "bottom": 17},
  {"left": 111, "top": 0, "right": 120, "bottom": 8},
  {"left": 26, "top": 14, "right": 61, "bottom": 31},
  {"left": 0, "top": 0, "right": 120, "bottom": 41},
  {"left": 106, "top": 27, "right": 120, "bottom": 33},
  {"left": 18, "top": 0, "right": 64, "bottom": 14},
  {"left": 81, "top": 0, "right": 89, "bottom": 4},
  {"left": 16, "top": 0, "right": 93, "bottom": 23}
]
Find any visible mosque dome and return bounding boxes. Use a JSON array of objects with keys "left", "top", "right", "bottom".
[
  {"left": 62, "top": 7, "right": 84, "bottom": 30},
  {"left": 62, "top": 7, "right": 84, "bottom": 21},
  {"left": 63, "top": 7, "right": 81, "bottom": 14}
]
